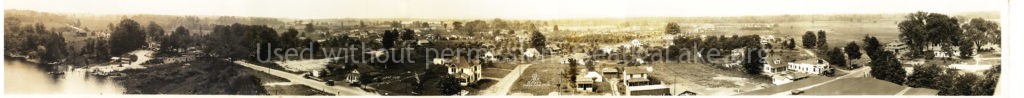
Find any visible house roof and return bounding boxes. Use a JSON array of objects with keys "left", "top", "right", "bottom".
[
  {"left": 793, "top": 59, "right": 827, "bottom": 65},
  {"left": 576, "top": 75, "right": 595, "bottom": 84},
  {"left": 583, "top": 72, "right": 602, "bottom": 78},
  {"left": 623, "top": 66, "right": 650, "bottom": 74},
  {"left": 626, "top": 84, "right": 669, "bottom": 91},
  {"left": 601, "top": 67, "right": 619, "bottom": 73},
  {"left": 450, "top": 57, "right": 478, "bottom": 68},
  {"left": 626, "top": 77, "right": 650, "bottom": 83}
]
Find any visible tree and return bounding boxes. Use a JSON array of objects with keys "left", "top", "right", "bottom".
[
  {"left": 281, "top": 28, "right": 301, "bottom": 48},
  {"left": 743, "top": 48, "right": 766, "bottom": 75},
  {"left": 962, "top": 18, "right": 1000, "bottom": 54},
  {"left": 862, "top": 36, "right": 883, "bottom": 59},
  {"left": 907, "top": 64, "right": 941, "bottom": 89},
  {"left": 439, "top": 75, "right": 463, "bottom": 95},
  {"left": 665, "top": 23, "right": 681, "bottom": 35},
  {"left": 816, "top": 30, "right": 828, "bottom": 49},
  {"left": 566, "top": 58, "right": 579, "bottom": 83},
  {"left": 786, "top": 38, "right": 796, "bottom": 49},
  {"left": 802, "top": 31, "right": 817, "bottom": 48},
  {"left": 531, "top": 30, "right": 546, "bottom": 53},
  {"left": 162, "top": 26, "right": 191, "bottom": 52},
  {"left": 959, "top": 41, "right": 975, "bottom": 58},
  {"left": 845, "top": 42, "right": 862, "bottom": 59},
  {"left": 826, "top": 47, "right": 847, "bottom": 67},
  {"left": 382, "top": 29, "right": 399, "bottom": 48},
  {"left": 898, "top": 12, "right": 965, "bottom": 58},
  {"left": 553, "top": 25, "right": 560, "bottom": 31},
  {"left": 869, "top": 51, "right": 907, "bottom": 84},
  {"left": 463, "top": 20, "right": 488, "bottom": 36},
  {"left": 402, "top": 28, "right": 416, "bottom": 41},
  {"left": 305, "top": 23, "right": 316, "bottom": 33},
  {"left": 452, "top": 21, "right": 462, "bottom": 30},
  {"left": 146, "top": 21, "right": 165, "bottom": 40},
  {"left": 109, "top": 19, "right": 147, "bottom": 55}
]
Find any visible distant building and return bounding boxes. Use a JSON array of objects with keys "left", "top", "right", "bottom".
[
  {"left": 885, "top": 41, "right": 907, "bottom": 58},
  {"left": 787, "top": 59, "right": 830, "bottom": 74}
]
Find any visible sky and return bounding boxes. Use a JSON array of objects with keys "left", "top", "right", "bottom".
[{"left": 3, "top": 0, "right": 1006, "bottom": 19}]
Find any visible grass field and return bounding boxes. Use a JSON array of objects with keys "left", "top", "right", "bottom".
[
  {"left": 802, "top": 78, "right": 907, "bottom": 95},
  {"left": 509, "top": 63, "right": 569, "bottom": 95},
  {"left": 649, "top": 62, "right": 771, "bottom": 95}
]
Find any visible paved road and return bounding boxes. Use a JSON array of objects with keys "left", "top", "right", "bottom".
[
  {"left": 894, "top": 87, "right": 912, "bottom": 95},
  {"left": 478, "top": 64, "right": 532, "bottom": 95},
  {"left": 769, "top": 67, "right": 870, "bottom": 95},
  {"left": 234, "top": 61, "right": 378, "bottom": 96}
]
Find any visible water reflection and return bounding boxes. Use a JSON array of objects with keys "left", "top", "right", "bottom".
[{"left": 4, "top": 58, "right": 125, "bottom": 95}]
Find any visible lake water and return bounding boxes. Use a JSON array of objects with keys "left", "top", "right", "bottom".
[{"left": 4, "top": 58, "right": 125, "bottom": 95}]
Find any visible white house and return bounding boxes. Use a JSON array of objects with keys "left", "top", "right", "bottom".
[
  {"left": 787, "top": 59, "right": 830, "bottom": 74},
  {"left": 446, "top": 58, "right": 482, "bottom": 86}
]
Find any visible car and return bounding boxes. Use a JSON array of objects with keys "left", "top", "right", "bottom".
[
  {"left": 790, "top": 90, "right": 805, "bottom": 95},
  {"left": 325, "top": 80, "right": 335, "bottom": 86}
]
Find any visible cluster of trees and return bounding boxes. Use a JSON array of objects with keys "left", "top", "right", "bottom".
[
  {"left": 451, "top": 19, "right": 544, "bottom": 36},
  {"left": 109, "top": 19, "right": 149, "bottom": 56},
  {"left": 898, "top": 12, "right": 1000, "bottom": 59},
  {"left": 3, "top": 22, "right": 69, "bottom": 63},
  {"left": 906, "top": 64, "right": 999, "bottom": 95},
  {"left": 855, "top": 35, "right": 910, "bottom": 85},
  {"left": 200, "top": 23, "right": 315, "bottom": 61},
  {"left": 784, "top": 38, "right": 797, "bottom": 50},
  {"left": 800, "top": 30, "right": 828, "bottom": 49},
  {"left": 666, "top": 34, "right": 763, "bottom": 74}
]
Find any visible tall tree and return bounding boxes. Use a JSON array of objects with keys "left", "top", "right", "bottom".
[
  {"left": 962, "top": 18, "right": 1000, "bottom": 54},
  {"left": 109, "top": 19, "right": 147, "bottom": 55},
  {"left": 862, "top": 36, "right": 883, "bottom": 59},
  {"left": 743, "top": 48, "right": 766, "bottom": 75},
  {"left": 787, "top": 38, "right": 796, "bottom": 49},
  {"left": 402, "top": 28, "right": 416, "bottom": 41},
  {"left": 816, "top": 30, "right": 828, "bottom": 49},
  {"left": 827, "top": 47, "right": 847, "bottom": 67},
  {"left": 907, "top": 64, "right": 941, "bottom": 89},
  {"left": 869, "top": 51, "right": 907, "bottom": 84},
  {"left": 146, "top": 21, "right": 165, "bottom": 40},
  {"left": 898, "top": 12, "right": 928, "bottom": 58},
  {"left": 802, "top": 31, "right": 817, "bottom": 48},
  {"left": 382, "top": 29, "right": 399, "bottom": 48},
  {"left": 665, "top": 23, "right": 681, "bottom": 35},
  {"left": 281, "top": 28, "right": 301, "bottom": 48},
  {"left": 531, "top": 30, "right": 546, "bottom": 53},
  {"left": 845, "top": 42, "right": 862, "bottom": 59}
]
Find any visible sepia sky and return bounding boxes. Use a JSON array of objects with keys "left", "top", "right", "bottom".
[{"left": 4, "top": 0, "right": 1005, "bottom": 19}]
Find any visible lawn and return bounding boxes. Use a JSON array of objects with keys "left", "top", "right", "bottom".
[
  {"left": 648, "top": 62, "right": 771, "bottom": 95},
  {"left": 252, "top": 70, "right": 333, "bottom": 95},
  {"left": 801, "top": 78, "right": 907, "bottom": 95},
  {"left": 483, "top": 68, "right": 511, "bottom": 78},
  {"left": 736, "top": 76, "right": 831, "bottom": 95},
  {"left": 509, "top": 63, "right": 570, "bottom": 95}
]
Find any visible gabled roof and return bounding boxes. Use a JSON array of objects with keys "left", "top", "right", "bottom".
[
  {"left": 601, "top": 67, "right": 619, "bottom": 73},
  {"left": 626, "top": 78, "right": 650, "bottom": 83},
  {"left": 623, "top": 66, "right": 650, "bottom": 74},
  {"left": 575, "top": 75, "right": 595, "bottom": 84}
]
